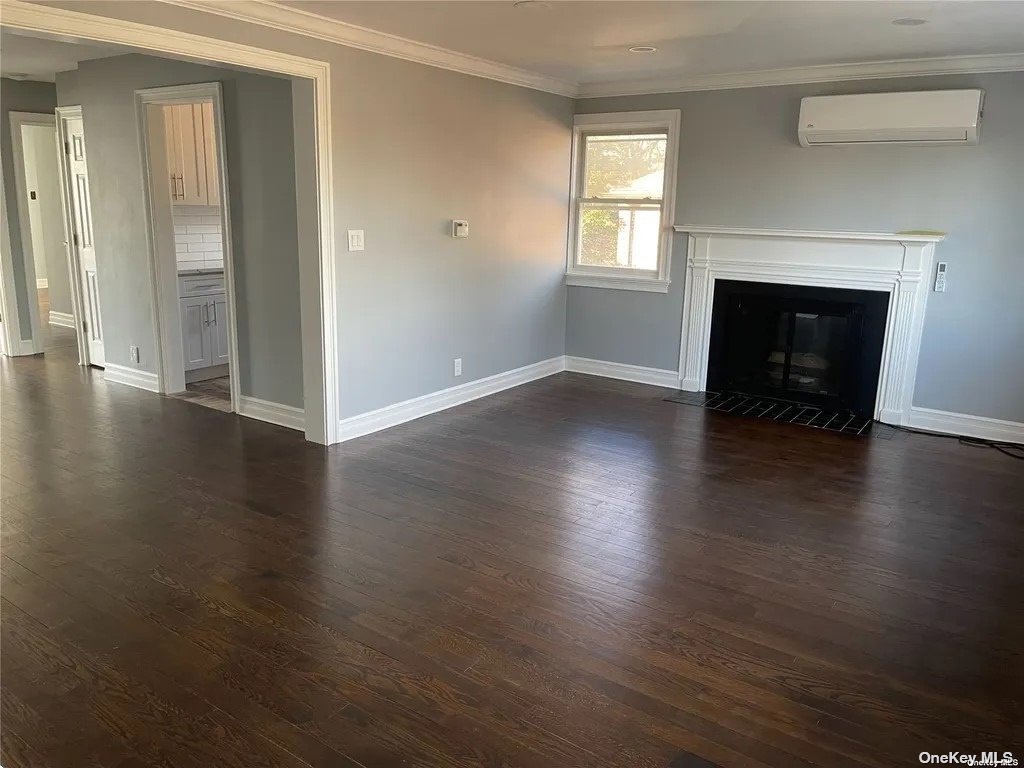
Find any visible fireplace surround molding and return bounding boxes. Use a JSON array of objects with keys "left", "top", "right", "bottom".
[{"left": 672, "top": 226, "right": 945, "bottom": 426}]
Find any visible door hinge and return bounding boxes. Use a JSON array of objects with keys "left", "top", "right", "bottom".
[
  {"left": 64, "top": 140, "right": 70, "bottom": 154},
  {"left": 82, "top": 319, "right": 88, "bottom": 332},
  {"left": 73, "top": 232, "right": 79, "bottom": 247}
]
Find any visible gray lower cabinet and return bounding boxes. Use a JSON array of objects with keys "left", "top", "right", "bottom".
[
  {"left": 209, "top": 294, "right": 230, "bottom": 365},
  {"left": 178, "top": 272, "right": 227, "bottom": 373},
  {"left": 180, "top": 295, "right": 214, "bottom": 370}
]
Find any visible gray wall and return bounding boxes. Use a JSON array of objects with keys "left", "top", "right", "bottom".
[
  {"left": 0, "top": 78, "right": 73, "bottom": 335},
  {"left": 44, "top": 1, "right": 572, "bottom": 423},
  {"left": 569, "top": 72, "right": 1024, "bottom": 423},
  {"left": 331, "top": 53, "right": 571, "bottom": 416},
  {"left": 55, "top": 55, "right": 303, "bottom": 408}
]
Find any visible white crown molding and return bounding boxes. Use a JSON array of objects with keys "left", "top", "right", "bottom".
[
  {"left": 578, "top": 53, "right": 1024, "bottom": 98},
  {"left": 162, "top": 0, "right": 578, "bottom": 97}
]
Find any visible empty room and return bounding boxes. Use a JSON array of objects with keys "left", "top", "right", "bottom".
[{"left": 1, "top": 1, "right": 1021, "bottom": 767}]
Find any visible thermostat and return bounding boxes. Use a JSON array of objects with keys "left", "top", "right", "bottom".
[{"left": 451, "top": 220, "right": 469, "bottom": 238}]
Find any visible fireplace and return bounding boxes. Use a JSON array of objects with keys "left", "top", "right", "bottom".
[
  {"left": 674, "top": 226, "right": 944, "bottom": 426},
  {"left": 707, "top": 280, "right": 889, "bottom": 417}
]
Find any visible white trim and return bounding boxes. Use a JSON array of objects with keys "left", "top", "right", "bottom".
[
  {"left": 674, "top": 226, "right": 946, "bottom": 244},
  {"left": 164, "top": 0, "right": 577, "bottom": 97},
  {"left": 48, "top": 311, "right": 75, "bottom": 328},
  {"left": 565, "top": 274, "right": 670, "bottom": 293},
  {"left": 154, "top": 4, "right": 1024, "bottom": 99},
  {"left": 136, "top": 83, "right": 241, "bottom": 416},
  {"left": 565, "top": 356, "right": 679, "bottom": 388},
  {"left": 0, "top": 168, "right": 19, "bottom": 357},
  {"left": 578, "top": 53, "right": 1024, "bottom": 98},
  {"left": 2, "top": 0, "right": 339, "bottom": 445},
  {"left": 566, "top": 110, "right": 680, "bottom": 292},
  {"left": 103, "top": 363, "right": 161, "bottom": 392},
  {"left": 237, "top": 395, "right": 305, "bottom": 431},
  {"left": 677, "top": 227, "right": 945, "bottom": 427},
  {"left": 8, "top": 111, "right": 55, "bottom": 356},
  {"left": 338, "top": 357, "right": 565, "bottom": 442},
  {"left": 36, "top": 278, "right": 48, "bottom": 289},
  {"left": 905, "top": 407, "right": 1024, "bottom": 444},
  {"left": 54, "top": 105, "right": 91, "bottom": 367}
]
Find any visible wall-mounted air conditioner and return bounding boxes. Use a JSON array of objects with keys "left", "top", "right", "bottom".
[{"left": 798, "top": 90, "right": 984, "bottom": 147}]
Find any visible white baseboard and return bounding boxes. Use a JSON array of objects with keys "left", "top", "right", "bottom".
[
  {"left": 48, "top": 311, "right": 75, "bottom": 328},
  {"left": 237, "top": 394, "right": 305, "bottom": 431},
  {"left": 905, "top": 406, "right": 1024, "bottom": 444},
  {"left": 338, "top": 356, "right": 565, "bottom": 442},
  {"left": 565, "top": 356, "right": 680, "bottom": 388},
  {"left": 36, "top": 278, "right": 48, "bottom": 289},
  {"left": 2, "top": 336, "right": 40, "bottom": 356},
  {"left": 103, "top": 363, "right": 160, "bottom": 392}
]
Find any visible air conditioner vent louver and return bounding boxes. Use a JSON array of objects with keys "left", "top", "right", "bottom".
[{"left": 798, "top": 90, "right": 983, "bottom": 147}]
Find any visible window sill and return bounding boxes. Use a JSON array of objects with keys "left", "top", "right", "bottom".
[{"left": 565, "top": 273, "right": 671, "bottom": 293}]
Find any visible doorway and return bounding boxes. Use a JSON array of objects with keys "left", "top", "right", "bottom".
[
  {"left": 138, "top": 84, "right": 238, "bottom": 414},
  {"left": 9, "top": 111, "right": 76, "bottom": 355}
]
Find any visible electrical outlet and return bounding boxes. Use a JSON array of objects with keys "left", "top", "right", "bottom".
[
  {"left": 129, "top": 345, "right": 140, "bottom": 364},
  {"left": 453, "top": 358, "right": 462, "bottom": 377},
  {"left": 934, "top": 261, "right": 948, "bottom": 292}
]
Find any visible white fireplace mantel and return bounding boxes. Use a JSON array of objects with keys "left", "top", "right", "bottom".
[{"left": 671, "top": 225, "right": 945, "bottom": 426}]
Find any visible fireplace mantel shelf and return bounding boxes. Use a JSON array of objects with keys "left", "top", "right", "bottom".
[{"left": 673, "top": 225, "right": 946, "bottom": 244}]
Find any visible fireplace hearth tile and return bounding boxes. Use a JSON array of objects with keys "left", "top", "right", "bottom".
[{"left": 664, "top": 389, "right": 879, "bottom": 437}]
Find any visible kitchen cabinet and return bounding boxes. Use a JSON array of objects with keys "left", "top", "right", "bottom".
[
  {"left": 178, "top": 273, "right": 227, "bottom": 372},
  {"left": 166, "top": 103, "right": 220, "bottom": 207}
]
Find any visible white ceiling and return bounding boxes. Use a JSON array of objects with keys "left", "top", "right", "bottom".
[
  {"left": 276, "top": 0, "right": 1024, "bottom": 91},
  {"left": 0, "top": 31, "right": 127, "bottom": 82}
]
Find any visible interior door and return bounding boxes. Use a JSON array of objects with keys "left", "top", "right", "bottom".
[{"left": 63, "top": 116, "right": 105, "bottom": 367}]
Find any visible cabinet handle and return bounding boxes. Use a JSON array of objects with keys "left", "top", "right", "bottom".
[
  {"left": 176, "top": 175, "right": 185, "bottom": 200},
  {"left": 203, "top": 304, "right": 210, "bottom": 326},
  {"left": 190, "top": 283, "right": 219, "bottom": 290},
  {"left": 170, "top": 174, "right": 178, "bottom": 200},
  {"left": 211, "top": 301, "right": 217, "bottom": 325}
]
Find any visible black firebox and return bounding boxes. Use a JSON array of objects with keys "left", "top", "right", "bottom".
[{"left": 706, "top": 280, "right": 889, "bottom": 418}]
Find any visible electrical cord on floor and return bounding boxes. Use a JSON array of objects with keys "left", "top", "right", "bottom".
[{"left": 884, "top": 423, "right": 1024, "bottom": 460}]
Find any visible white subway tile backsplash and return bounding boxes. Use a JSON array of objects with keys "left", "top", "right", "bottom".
[{"left": 174, "top": 206, "right": 225, "bottom": 272}]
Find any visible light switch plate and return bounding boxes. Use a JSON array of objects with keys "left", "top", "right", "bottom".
[
  {"left": 347, "top": 229, "right": 365, "bottom": 252},
  {"left": 451, "top": 220, "right": 469, "bottom": 238}
]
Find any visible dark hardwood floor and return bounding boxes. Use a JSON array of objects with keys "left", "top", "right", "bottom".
[{"left": 2, "top": 338, "right": 1022, "bottom": 767}]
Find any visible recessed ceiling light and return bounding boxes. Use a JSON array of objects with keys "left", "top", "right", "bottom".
[
  {"left": 892, "top": 17, "right": 928, "bottom": 26},
  {"left": 628, "top": 46, "right": 658, "bottom": 53}
]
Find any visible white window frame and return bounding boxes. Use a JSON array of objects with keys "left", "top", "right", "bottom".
[{"left": 566, "top": 110, "right": 680, "bottom": 293}]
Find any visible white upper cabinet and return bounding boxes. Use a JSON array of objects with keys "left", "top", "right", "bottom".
[{"left": 166, "top": 103, "right": 220, "bottom": 206}]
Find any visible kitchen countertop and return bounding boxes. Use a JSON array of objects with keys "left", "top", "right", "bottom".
[{"left": 177, "top": 268, "right": 225, "bottom": 276}]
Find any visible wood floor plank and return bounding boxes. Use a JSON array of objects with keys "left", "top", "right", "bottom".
[{"left": 2, "top": 327, "right": 1022, "bottom": 767}]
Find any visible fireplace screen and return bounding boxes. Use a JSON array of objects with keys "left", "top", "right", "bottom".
[{"left": 707, "top": 281, "right": 889, "bottom": 417}]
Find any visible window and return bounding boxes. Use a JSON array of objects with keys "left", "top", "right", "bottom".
[{"left": 566, "top": 111, "right": 679, "bottom": 292}]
